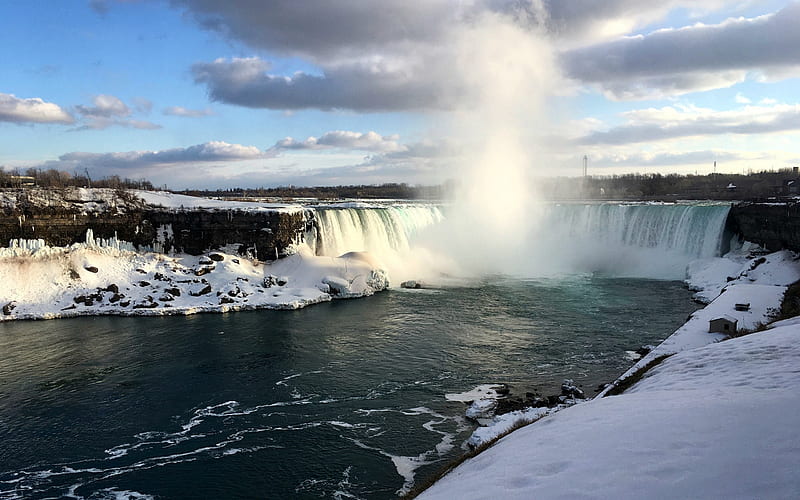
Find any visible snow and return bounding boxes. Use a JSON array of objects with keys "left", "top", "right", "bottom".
[
  {"left": 132, "top": 190, "right": 304, "bottom": 213},
  {"left": 466, "top": 406, "right": 551, "bottom": 448},
  {"left": 0, "top": 187, "right": 146, "bottom": 214},
  {"left": 419, "top": 323, "right": 800, "bottom": 500},
  {"left": 419, "top": 246, "right": 800, "bottom": 499},
  {"left": 0, "top": 240, "right": 388, "bottom": 321},
  {"left": 686, "top": 247, "right": 800, "bottom": 303},
  {"left": 445, "top": 385, "right": 505, "bottom": 403}
]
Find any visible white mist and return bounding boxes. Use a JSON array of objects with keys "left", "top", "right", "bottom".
[{"left": 425, "top": 5, "right": 559, "bottom": 277}]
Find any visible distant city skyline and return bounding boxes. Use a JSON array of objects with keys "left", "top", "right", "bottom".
[{"left": 2, "top": 1, "right": 800, "bottom": 189}]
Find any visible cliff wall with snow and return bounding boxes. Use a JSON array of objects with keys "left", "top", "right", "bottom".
[{"left": 0, "top": 188, "right": 310, "bottom": 260}]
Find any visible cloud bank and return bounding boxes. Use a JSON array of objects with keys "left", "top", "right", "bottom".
[
  {"left": 54, "top": 141, "right": 266, "bottom": 170},
  {"left": 563, "top": 3, "right": 800, "bottom": 99},
  {"left": 270, "top": 131, "right": 403, "bottom": 152},
  {"left": 177, "top": 0, "right": 791, "bottom": 110},
  {"left": 579, "top": 103, "right": 800, "bottom": 145}
]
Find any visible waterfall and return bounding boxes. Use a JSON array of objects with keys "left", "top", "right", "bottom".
[
  {"left": 309, "top": 205, "right": 444, "bottom": 257},
  {"left": 308, "top": 202, "right": 732, "bottom": 281},
  {"left": 527, "top": 202, "right": 733, "bottom": 279},
  {"left": 543, "top": 203, "right": 732, "bottom": 259}
]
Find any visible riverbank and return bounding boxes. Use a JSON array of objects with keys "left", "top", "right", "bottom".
[{"left": 416, "top": 246, "right": 800, "bottom": 499}]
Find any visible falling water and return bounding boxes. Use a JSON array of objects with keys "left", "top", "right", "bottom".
[
  {"left": 308, "top": 202, "right": 732, "bottom": 281},
  {"left": 309, "top": 206, "right": 444, "bottom": 258}
]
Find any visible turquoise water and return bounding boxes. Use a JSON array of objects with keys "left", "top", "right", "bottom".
[{"left": 0, "top": 277, "right": 696, "bottom": 499}]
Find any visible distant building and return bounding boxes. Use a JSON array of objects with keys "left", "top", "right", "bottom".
[
  {"left": 709, "top": 316, "right": 738, "bottom": 334},
  {"left": 782, "top": 178, "right": 800, "bottom": 196},
  {"left": 726, "top": 183, "right": 737, "bottom": 192}
]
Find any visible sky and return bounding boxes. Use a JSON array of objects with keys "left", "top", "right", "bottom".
[{"left": 2, "top": 0, "right": 800, "bottom": 189}]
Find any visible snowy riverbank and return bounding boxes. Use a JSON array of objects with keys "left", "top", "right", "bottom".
[
  {"left": 0, "top": 238, "right": 388, "bottom": 321},
  {"left": 417, "top": 246, "right": 800, "bottom": 499}
]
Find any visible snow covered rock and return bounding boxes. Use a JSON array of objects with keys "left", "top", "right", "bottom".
[
  {"left": 0, "top": 242, "right": 389, "bottom": 320},
  {"left": 465, "top": 398, "right": 498, "bottom": 421}
]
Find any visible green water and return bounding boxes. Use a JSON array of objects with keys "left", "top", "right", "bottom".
[{"left": 0, "top": 277, "right": 696, "bottom": 499}]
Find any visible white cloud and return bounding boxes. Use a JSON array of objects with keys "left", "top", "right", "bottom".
[
  {"left": 735, "top": 92, "right": 751, "bottom": 104},
  {"left": 76, "top": 94, "right": 130, "bottom": 118},
  {"left": 163, "top": 105, "right": 214, "bottom": 117},
  {"left": 55, "top": 141, "right": 267, "bottom": 170},
  {"left": 271, "top": 131, "right": 403, "bottom": 153},
  {"left": 0, "top": 93, "right": 74, "bottom": 124},
  {"left": 74, "top": 94, "right": 160, "bottom": 130},
  {"left": 546, "top": 0, "right": 740, "bottom": 47}
]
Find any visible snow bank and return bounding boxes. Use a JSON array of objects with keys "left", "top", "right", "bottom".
[
  {"left": 687, "top": 246, "right": 800, "bottom": 303},
  {"left": 0, "top": 187, "right": 146, "bottom": 214},
  {"left": 133, "top": 190, "right": 304, "bottom": 214},
  {"left": 419, "top": 323, "right": 800, "bottom": 500},
  {"left": 0, "top": 242, "right": 388, "bottom": 321}
]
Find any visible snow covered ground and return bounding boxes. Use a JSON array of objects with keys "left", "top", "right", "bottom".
[
  {"left": 598, "top": 246, "right": 800, "bottom": 397},
  {"left": 418, "top": 247, "right": 800, "bottom": 499},
  {"left": 132, "top": 190, "right": 304, "bottom": 213},
  {"left": 0, "top": 187, "right": 147, "bottom": 214},
  {"left": 0, "top": 238, "right": 388, "bottom": 321},
  {"left": 419, "top": 322, "right": 800, "bottom": 499}
]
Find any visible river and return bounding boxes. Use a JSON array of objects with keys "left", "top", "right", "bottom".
[{"left": 0, "top": 276, "right": 696, "bottom": 499}]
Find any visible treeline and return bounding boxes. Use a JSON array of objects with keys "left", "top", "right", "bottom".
[
  {"left": 0, "top": 168, "right": 155, "bottom": 190},
  {"left": 542, "top": 169, "right": 800, "bottom": 201},
  {"left": 178, "top": 183, "right": 447, "bottom": 200},
  {"left": 4, "top": 168, "right": 799, "bottom": 201}
]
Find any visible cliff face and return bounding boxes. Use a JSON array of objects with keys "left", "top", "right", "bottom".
[
  {"left": 0, "top": 188, "right": 312, "bottom": 260},
  {"left": 728, "top": 202, "right": 800, "bottom": 252}
]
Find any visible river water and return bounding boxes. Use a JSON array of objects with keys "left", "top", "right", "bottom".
[{"left": 0, "top": 276, "right": 696, "bottom": 499}]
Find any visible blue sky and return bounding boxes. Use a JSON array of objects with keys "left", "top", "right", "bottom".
[{"left": 2, "top": 1, "right": 800, "bottom": 188}]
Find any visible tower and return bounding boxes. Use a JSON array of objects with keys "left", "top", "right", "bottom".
[{"left": 583, "top": 155, "right": 588, "bottom": 177}]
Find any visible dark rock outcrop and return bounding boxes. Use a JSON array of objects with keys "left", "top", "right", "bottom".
[{"left": 728, "top": 202, "right": 800, "bottom": 252}]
